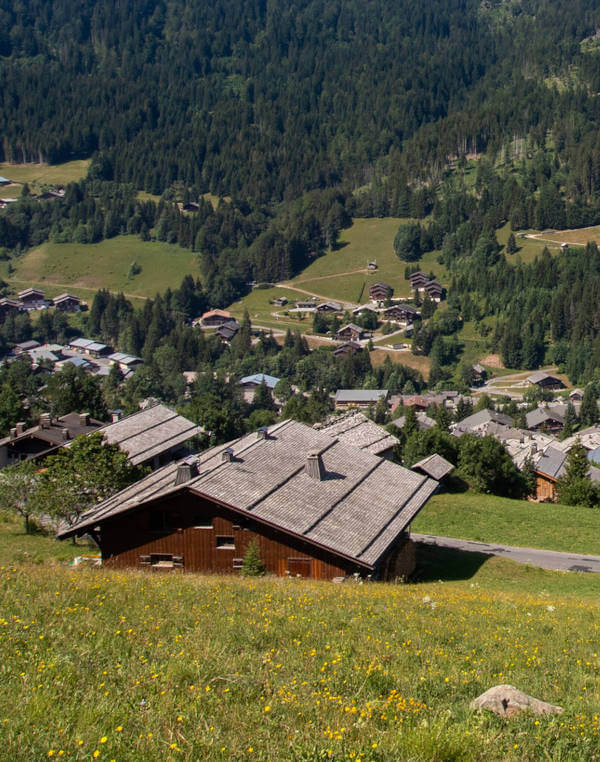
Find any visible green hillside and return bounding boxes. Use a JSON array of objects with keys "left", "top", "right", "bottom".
[{"left": 5, "top": 236, "right": 202, "bottom": 300}]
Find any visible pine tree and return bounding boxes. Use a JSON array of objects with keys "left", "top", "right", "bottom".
[
  {"left": 580, "top": 385, "right": 599, "bottom": 426},
  {"left": 240, "top": 539, "right": 265, "bottom": 576}
]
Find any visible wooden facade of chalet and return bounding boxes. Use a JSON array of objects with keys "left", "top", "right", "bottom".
[
  {"left": 94, "top": 490, "right": 410, "bottom": 579},
  {"left": 336, "top": 324, "right": 366, "bottom": 341},
  {"left": 53, "top": 293, "right": 81, "bottom": 312},
  {"left": 535, "top": 472, "right": 557, "bottom": 502},
  {"left": 368, "top": 282, "right": 392, "bottom": 301}
]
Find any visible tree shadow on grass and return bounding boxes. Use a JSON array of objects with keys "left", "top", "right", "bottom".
[{"left": 413, "top": 541, "right": 491, "bottom": 583}]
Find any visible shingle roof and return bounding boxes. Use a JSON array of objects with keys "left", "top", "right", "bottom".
[
  {"left": 527, "top": 371, "right": 562, "bottom": 385},
  {"left": 535, "top": 446, "right": 567, "bottom": 479},
  {"left": 315, "top": 412, "right": 399, "bottom": 455},
  {"left": 94, "top": 403, "right": 202, "bottom": 466},
  {"left": 411, "top": 453, "right": 455, "bottom": 480},
  {"left": 58, "top": 420, "right": 438, "bottom": 569},
  {"left": 452, "top": 409, "right": 513, "bottom": 432},
  {"left": 526, "top": 407, "right": 564, "bottom": 429}
]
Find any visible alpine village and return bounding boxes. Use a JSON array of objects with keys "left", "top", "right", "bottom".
[{"left": 6, "top": 0, "right": 600, "bottom": 759}]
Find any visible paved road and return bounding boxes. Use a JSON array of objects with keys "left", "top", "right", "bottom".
[{"left": 412, "top": 533, "right": 600, "bottom": 573}]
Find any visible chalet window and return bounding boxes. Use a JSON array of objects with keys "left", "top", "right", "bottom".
[
  {"left": 232, "top": 558, "right": 243, "bottom": 570},
  {"left": 232, "top": 524, "right": 241, "bottom": 530},
  {"left": 216, "top": 535, "right": 235, "bottom": 549},
  {"left": 148, "top": 553, "right": 184, "bottom": 569},
  {"left": 193, "top": 516, "right": 213, "bottom": 529}
]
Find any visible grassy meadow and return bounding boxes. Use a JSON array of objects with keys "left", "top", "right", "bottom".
[
  {"left": 0, "top": 160, "right": 89, "bottom": 188},
  {"left": 413, "top": 491, "right": 600, "bottom": 555},
  {"left": 6, "top": 236, "right": 202, "bottom": 301},
  {"left": 3, "top": 511, "right": 600, "bottom": 761}
]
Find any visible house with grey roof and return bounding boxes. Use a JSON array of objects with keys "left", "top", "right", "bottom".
[
  {"left": 314, "top": 411, "right": 399, "bottom": 458},
  {"left": 527, "top": 371, "right": 564, "bottom": 390},
  {"left": 525, "top": 406, "right": 564, "bottom": 434},
  {"left": 334, "top": 389, "right": 388, "bottom": 410},
  {"left": 451, "top": 408, "right": 514, "bottom": 436},
  {"left": 0, "top": 412, "right": 103, "bottom": 468},
  {"left": 57, "top": 420, "right": 439, "bottom": 581},
  {"left": 94, "top": 403, "right": 203, "bottom": 469}
]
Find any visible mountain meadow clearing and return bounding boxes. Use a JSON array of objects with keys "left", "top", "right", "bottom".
[{"left": 2, "top": 514, "right": 600, "bottom": 761}]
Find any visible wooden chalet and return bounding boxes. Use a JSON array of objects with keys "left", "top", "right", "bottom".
[
  {"left": 296, "top": 301, "right": 316, "bottom": 310},
  {"left": 57, "top": 420, "right": 439, "bottom": 580},
  {"left": 569, "top": 389, "right": 584, "bottom": 402},
  {"left": 94, "top": 403, "right": 203, "bottom": 470},
  {"left": 424, "top": 280, "right": 442, "bottom": 301},
  {"left": 472, "top": 364, "right": 487, "bottom": 385},
  {"left": 272, "top": 296, "right": 288, "bottom": 307},
  {"left": 383, "top": 304, "right": 420, "bottom": 323},
  {"left": 13, "top": 339, "right": 41, "bottom": 355},
  {"left": 197, "top": 309, "right": 233, "bottom": 327},
  {"left": 53, "top": 293, "right": 81, "bottom": 312},
  {"left": 215, "top": 319, "right": 241, "bottom": 342},
  {"left": 525, "top": 407, "right": 564, "bottom": 434},
  {"left": 527, "top": 372, "right": 565, "bottom": 390},
  {"left": 333, "top": 341, "right": 363, "bottom": 357},
  {"left": 533, "top": 446, "right": 567, "bottom": 501},
  {"left": 408, "top": 271, "right": 429, "bottom": 290},
  {"left": 335, "top": 323, "right": 367, "bottom": 342},
  {"left": 17, "top": 287, "right": 46, "bottom": 308},
  {"left": 238, "top": 373, "right": 280, "bottom": 403},
  {"left": 0, "top": 297, "right": 22, "bottom": 320},
  {"left": 316, "top": 301, "right": 342, "bottom": 313},
  {"left": 0, "top": 412, "right": 103, "bottom": 468},
  {"left": 368, "top": 282, "right": 392, "bottom": 301}
]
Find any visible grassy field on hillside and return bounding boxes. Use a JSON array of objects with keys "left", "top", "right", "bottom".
[
  {"left": 413, "top": 491, "right": 600, "bottom": 554},
  {"left": 3, "top": 513, "right": 600, "bottom": 761},
  {"left": 6, "top": 236, "right": 202, "bottom": 300},
  {"left": 0, "top": 160, "right": 89, "bottom": 187}
]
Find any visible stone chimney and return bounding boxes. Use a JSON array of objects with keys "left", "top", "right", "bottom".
[
  {"left": 306, "top": 450, "right": 326, "bottom": 481},
  {"left": 257, "top": 426, "right": 269, "bottom": 440},
  {"left": 61, "top": 428, "right": 70, "bottom": 441},
  {"left": 221, "top": 447, "right": 234, "bottom": 463},
  {"left": 15, "top": 422, "right": 26, "bottom": 436},
  {"left": 111, "top": 411, "right": 122, "bottom": 423},
  {"left": 79, "top": 412, "right": 90, "bottom": 426},
  {"left": 174, "top": 459, "right": 199, "bottom": 486},
  {"left": 39, "top": 413, "right": 51, "bottom": 429},
  {"left": 9, "top": 428, "right": 17, "bottom": 440}
]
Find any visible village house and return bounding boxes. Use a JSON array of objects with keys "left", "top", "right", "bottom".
[
  {"left": 383, "top": 304, "right": 420, "bottom": 324},
  {"left": 0, "top": 297, "right": 22, "bottom": 320},
  {"left": 525, "top": 407, "right": 564, "bottom": 434},
  {"left": 0, "top": 175, "right": 11, "bottom": 186},
  {"left": 314, "top": 411, "right": 399, "bottom": 459},
  {"left": 94, "top": 403, "right": 203, "bottom": 469},
  {"left": 316, "top": 301, "right": 342, "bottom": 313},
  {"left": 53, "top": 293, "right": 82, "bottom": 312},
  {"left": 238, "top": 373, "right": 280, "bottom": 404},
  {"left": 215, "top": 320, "right": 241, "bottom": 342},
  {"left": 335, "top": 323, "right": 367, "bottom": 342},
  {"left": 352, "top": 304, "right": 378, "bottom": 318},
  {"left": 527, "top": 371, "right": 565, "bottom": 390},
  {"left": 69, "top": 337, "right": 112, "bottom": 358},
  {"left": 451, "top": 408, "right": 514, "bottom": 436},
  {"left": 272, "top": 296, "right": 288, "bottom": 307},
  {"left": 195, "top": 309, "right": 233, "bottom": 327},
  {"left": 55, "top": 356, "right": 92, "bottom": 372},
  {"left": 13, "top": 339, "right": 41, "bottom": 355},
  {"left": 17, "top": 287, "right": 47, "bottom": 309},
  {"left": 424, "top": 280, "right": 443, "bottom": 301},
  {"left": 28, "top": 344, "right": 65, "bottom": 366},
  {"left": 408, "top": 271, "right": 429, "bottom": 290},
  {"left": 334, "top": 389, "right": 388, "bottom": 410},
  {"left": 333, "top": 341, "right": 363, "bottom": 357},
  {"left": 0, "top": 412, "right": 103, "bottom": 468},
  {"left": 569, "top": 389, "right": 584, "bottom": 402},
  {"left": 57, "top": 420, "right": 439, "bottom": 580},
  {"left": 295, "top": 301, "right": 316, "bottom": 310},
  {"left": 391, "top": 411, "right": 436, "bottom": 431},
  {"left": 368, "top": 282, "right": 393, "bottom": 302},
  {"left": 107, "top": 352, "right": 143, "bottom": 373}
]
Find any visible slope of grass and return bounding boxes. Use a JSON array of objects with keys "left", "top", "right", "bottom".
[
  {"left": 0, "top": 160, "right": 89, "bottom": 187},
  {"left": 2, "top": 547, "right": 600, "bottom": 761},
  {"left": 412, "top": 491, "right": 600, "bottom": 555},
  {"left": 285, "top": 218, "right": 448, "bottom": 303},
  {"left": 7, "top": 236, "right": 202, "bottom": 300}
]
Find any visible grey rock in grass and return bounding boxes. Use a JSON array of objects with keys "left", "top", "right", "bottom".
[{"left": 470, "top": 685, "right": 563, "bottom": 717}]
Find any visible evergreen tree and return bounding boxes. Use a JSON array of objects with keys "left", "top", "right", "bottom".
[{"left": 580, "top": 385, "right": 599, "bottom": 427}]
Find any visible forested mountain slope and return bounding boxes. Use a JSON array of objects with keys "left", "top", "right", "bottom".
[{"left": 1, "top": 0, "right": 600, "bottom": 201}]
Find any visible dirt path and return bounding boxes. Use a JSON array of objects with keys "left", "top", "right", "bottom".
[
  {"left": 289, "top": 268, "right": 368, "bottom": 284},
  {"left": 275, "top": 283, "right": 359, "bottom": 309}
]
